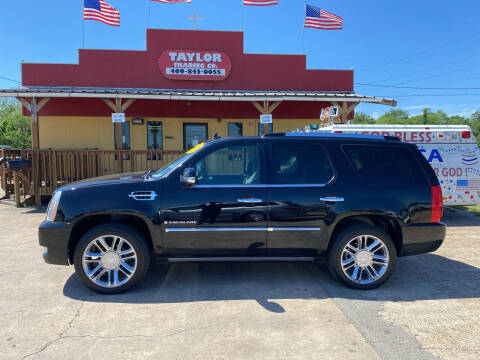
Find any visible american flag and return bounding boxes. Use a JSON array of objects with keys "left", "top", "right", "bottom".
[
  {"left": 151, "top": 0, "right": 191, "bottom": 3},
  {"left": 456, "top": 179, "right": 480, "bottom": 190},
  {"left": 304, "top": 4, "right": 343, "bottom": 30},
  {"left": 244, "top": 0, "right": 279, "bottom": 6},
  {"left": 84, "top": 0, "right": 120, "bottom": 27}
]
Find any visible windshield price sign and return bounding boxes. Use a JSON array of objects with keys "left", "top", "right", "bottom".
[{"left": 159, "top": 50, "right": 231, "bottom": 81}]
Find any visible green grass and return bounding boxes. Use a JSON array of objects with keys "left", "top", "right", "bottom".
[{"left": 452, "top": 205, "right": 480, "bottom": 216}]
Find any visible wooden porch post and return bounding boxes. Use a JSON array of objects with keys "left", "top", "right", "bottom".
[
  {"left": 17, "top": 97, "right": 50, "bottom": 206},
  {"left": 102, "top": 97, "right": 136, "bottom": 151},
  {"left": 331, "top": 102, "right": 358, "bottom": 124},
  {"left": 250, "top": 100, "right": 282, "bottom": 134},
  {"left": 31, "top": 97, "right": 40, "bottom": 149},
  {"left": 114, "top": 98, "right": 123, "bottom": 151}
]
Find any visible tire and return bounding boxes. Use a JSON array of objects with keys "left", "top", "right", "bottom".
[
  {"left": 327, "top": 224, "right": 397, "bottom": 290},
  {"left": 73, "top": 223, "right": 151, "bottom": 294}
]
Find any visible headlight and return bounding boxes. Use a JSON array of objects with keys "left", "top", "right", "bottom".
[{"left": 46, "top": 191, "right": 62, "bottom": 222}]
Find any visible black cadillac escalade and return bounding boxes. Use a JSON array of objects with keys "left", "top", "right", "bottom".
[{"left": 39, "top": 133, "right": 446, "bottom": 293}]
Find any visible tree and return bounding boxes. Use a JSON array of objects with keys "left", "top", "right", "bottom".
[
  {"left": 0, "top": 98, "right": 31, "bottom": 149},
  {"left": 351, "top": 112, "right": 375, "bottom": 124},
  {"left": 471, "top": 111, "right": 480, "bottom": 146},
  {"left": 376, "top": 109, "right": 409, "bottom": 124}
]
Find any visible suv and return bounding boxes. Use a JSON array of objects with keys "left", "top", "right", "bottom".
[{"left": 39, "top": 133, "right": 446, "bottom": 294}]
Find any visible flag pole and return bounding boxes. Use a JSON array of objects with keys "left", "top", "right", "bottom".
[
  {"left": 148, "top": 0, "right": 151, "bottom": 28},
  {"left": 241, "top": 2, "right": 245, "bottom": 31},
  {"left": 82, "top": 0, "right": 85, "bottom": 48},
  {"left": 301, "top": 3, "right": 306, "bottom": 54}
]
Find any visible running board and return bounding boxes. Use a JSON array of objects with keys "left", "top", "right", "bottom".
[{"left": 166, "top": 256, "right": 316, "bottom": 263}]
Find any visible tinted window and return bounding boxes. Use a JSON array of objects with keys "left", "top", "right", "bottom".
[
  {"left": 147, "top": 121, "right": 163, "bottom": 150},
  {"left": 344, "top": 146, "right": 417, "bottom": 185},
  {"left": 271, "top": 143, "right": 333, "bottom": 184},
  {"left": 195, "top": 145, "right": 260, "bottom": 185}
]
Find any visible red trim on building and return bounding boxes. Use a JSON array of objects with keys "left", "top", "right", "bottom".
[{"left": 36, "top": 97, "right": 334, "bottom": 119}]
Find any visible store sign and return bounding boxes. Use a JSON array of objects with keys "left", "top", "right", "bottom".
[
  {"left": 159, "top": 50, "right": 231, "bottom": 81},
  {"left": 260, "top": 114, "right": 273, "bottom": 124},
  {"left": 112, "top": 113, "right": 125, "bottom": 123}
]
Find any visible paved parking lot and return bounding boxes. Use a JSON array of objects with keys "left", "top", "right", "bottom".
[{"left": 0, "top": 204, "right": 479, "bottom": 360}]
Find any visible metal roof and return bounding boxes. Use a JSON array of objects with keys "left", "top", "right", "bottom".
[{"left": 0, "top": 87, "right": 397, "bottom": 106}]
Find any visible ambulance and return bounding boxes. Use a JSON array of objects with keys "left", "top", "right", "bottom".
[{"left": 297, "top": 124, "right": 480, "bottom": 206}]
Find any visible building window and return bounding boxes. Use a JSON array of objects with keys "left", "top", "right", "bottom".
[
  {"left": 147, "top": 121, "right": 163, "bottom": 150},
  {"left": 258, "top": 123, "right": 273, "bottom": 136},
  {"left": 184, "top": 123, "right": 208, "bottom": 151},
  {"left": 114, "top": 121, "right": 131, "bottom": 150},
  {"left": 228, "top": 122, "right": 243, "bottom": 137}
]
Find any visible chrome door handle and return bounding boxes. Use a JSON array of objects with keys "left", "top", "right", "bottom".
[
  {"left": 238, "top": 198, "right": 263, "bottom": 203},
  {"left": 320, "top": 197, "right": 344, "bottom": 202}
]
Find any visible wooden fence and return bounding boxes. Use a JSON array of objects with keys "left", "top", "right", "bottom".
[{"left": 0, "top": 148, "right": 184, "bottom": 207}]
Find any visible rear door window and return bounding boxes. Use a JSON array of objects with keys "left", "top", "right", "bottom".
[
  {"left": 343, "top": 145, "right": 421, "bottom": 186},
  {"left": 270, "top": 142, "right": 333, "bottom": 184}
]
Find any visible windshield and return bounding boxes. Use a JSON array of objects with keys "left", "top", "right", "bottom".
[
  {"left": 150, "top": 142, "right": 207, "bottom": 179},
  {"left": 150, "top": 153, "right": 191, "bottom": 179}
]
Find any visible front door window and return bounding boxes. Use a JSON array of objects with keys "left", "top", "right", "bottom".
[
  {"left": 184, "top": 123, "right": 208, "bottom": 151},
  {"left": 194, "top": 144, "right": 260, "bottom": 185}
]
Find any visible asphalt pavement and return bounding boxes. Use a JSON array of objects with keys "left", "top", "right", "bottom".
[{"left": 0, "top": 204, "right": 478, "bottom": 360}]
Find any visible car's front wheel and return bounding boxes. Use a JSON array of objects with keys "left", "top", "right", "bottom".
[
  {"left": 73, "top": 223, "right": 151, "bottom": 294},
  {"left": 328, "top": 224, "right": 397, "bottom": 290}
]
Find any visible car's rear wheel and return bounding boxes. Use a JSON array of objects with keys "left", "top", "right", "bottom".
[
  {"left": 328, "top": 224, "right": 397, "bottom": 290},
  {"left": 73, "top": 223, "right": 151, "bottom": 294}
]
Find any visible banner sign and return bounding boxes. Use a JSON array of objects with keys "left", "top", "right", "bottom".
[
  {"left": 159, "top": 50, "right": 232, "bottom": 81},
  {"left": 260, "top": 114, "right": 273, "bottom": 124},
  {"left": 112, "top": 113, "right": 125, "bottom": 123}
]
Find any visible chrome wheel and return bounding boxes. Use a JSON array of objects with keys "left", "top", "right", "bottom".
[
  {"left": 340, "top": 235, "right": 390, "bottom": 284},
  {"left": 82, "top": 235, "right": 138, "bottom": 288}
]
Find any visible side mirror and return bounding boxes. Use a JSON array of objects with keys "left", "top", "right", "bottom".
[{"left": 180, "top": 167, "right": 196, "bottom": 186}]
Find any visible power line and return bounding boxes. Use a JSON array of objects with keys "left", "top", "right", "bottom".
[
  {"left": 356, "top": 31, "right": 480, "bottom": 73},
  {"left": 0, "top": 76, "right": 21, "bottom": 84},
  {"left": 394, "top": 67, "right": 476, "bottom": 86},
  {"left": 355, "top": 83, "right": 480, "bottom": 90},
  {"left": 361, "top": 54, "right": 474, "bottom": 85}
]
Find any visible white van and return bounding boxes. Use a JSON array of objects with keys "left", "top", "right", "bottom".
[{"left": 298, "top": 124, "right": 480, "bottom": 206}]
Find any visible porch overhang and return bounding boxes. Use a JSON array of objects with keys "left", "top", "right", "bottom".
[{"left": 0, "top": 87, "right": 397, "bottom": 106}]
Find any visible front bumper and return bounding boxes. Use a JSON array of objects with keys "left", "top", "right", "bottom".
[
  {"left": 39, "top": 221, "right": 72, "bottom": 265},
  {"left": 400, "top": 222, "right": 446, "bottom": 256}
]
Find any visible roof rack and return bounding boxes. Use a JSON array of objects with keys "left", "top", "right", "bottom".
[{"left": 265, "top": 132, "right": 396, "bottom": 141}]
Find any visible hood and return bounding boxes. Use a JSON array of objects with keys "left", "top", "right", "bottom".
[{"left": 59, "top": 171, "right": 148, "bottom": 191}]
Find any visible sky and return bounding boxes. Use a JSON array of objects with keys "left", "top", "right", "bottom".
[{"left": 0, "top": 0, "right": 479, "bottom": 118}]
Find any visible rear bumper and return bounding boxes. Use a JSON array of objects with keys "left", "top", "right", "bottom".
[
  {"left": 400, "top": 222, "right": 446, "bottom": 256},
  {"left": 39, "top": 221, "right": 72, "bottom": 265}
]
